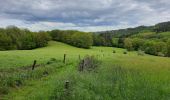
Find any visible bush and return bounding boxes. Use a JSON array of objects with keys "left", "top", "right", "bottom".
[
  {"left": 157, "top": 52, "right": 165, "bottom": 57},
  {"left": 123, "top": 51, "right": 127, "bottom": 54},
  {"left": 124, "top": 38, "right": 133, "bottom": 51},
  {"left": 166, "top": 39, "right": 170, "bottom": 57},
  {"left": 112, "top": 38, "right": 119, "bottom": 47},
  {"left": 113, "top": 50, "right": 116, "bottom": 53},
  {"left": 137, "top": 50, "right": 145, "bottom": 56},
  {"left": 132, "top": 38, "right": 144, "bottom": 50},
  {"left": 71, "top": 32, "right": 93, "bottom": 49},
  {"left": 78, "top": 55, "right": 101, "bottom": 71}
]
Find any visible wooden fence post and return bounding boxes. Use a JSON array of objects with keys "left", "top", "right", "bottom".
[
  {"left": 82, "top": 59, "right": 85, "bottom": 71},
  {"left": 32, "top": 60, "right": 37, "bottom": 70},
  {"left": 79, "top": 59, "right": 85, "bottom": 72},
  {"left": 65, "top": 81, "right": 70, "bottom": 89},
  {"left": 63, "top": 54, "right": 66, "bottom": 64},
  {"left": 64, "top": 80, "right": 70, "bottom": 96},
  {"left": 79, "top": 55, "right": 81, "bottom": 60}
]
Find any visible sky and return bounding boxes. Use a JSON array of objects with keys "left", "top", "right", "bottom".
[{"left": 0, "top": 0, "right": 170, "bottom": 32}]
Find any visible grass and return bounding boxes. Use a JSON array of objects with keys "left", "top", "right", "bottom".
[{"left": 0, "top": 41, "right": 170, "bottom": 100}]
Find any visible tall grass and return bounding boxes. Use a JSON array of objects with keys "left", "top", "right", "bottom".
[{"left": 48, "top": 65, "right": 170, "bottom": 100}]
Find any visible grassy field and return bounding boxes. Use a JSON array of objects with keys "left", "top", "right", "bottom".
[{"left": 0, "top": 41, "right": 170, "bottom": 100}]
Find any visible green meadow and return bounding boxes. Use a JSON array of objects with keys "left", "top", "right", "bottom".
[{"left": 0, "top": 41, "right": 170, "bottom": 100}]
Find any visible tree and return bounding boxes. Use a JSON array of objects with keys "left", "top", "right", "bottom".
[
  {"left": 35, "top": 31, "right": 51, "bottom": 47},
  {"left": 154, "top": 21, "right": 170, "bottom": 33},
  {"left": 93, "top": 34, "right": 106, "bottom": 46},
  {"left": 166, "top": 39, "right": 170, "bottom": 57},
  {"left": 19, "top": 33, "right": 36, "bottom": 50},
  {"left": 99, "top": 33, "right": 112, "bottom": 46},
  {"left": 118, "top": 38, "right": 125, "bottom": 48},
  {"left": 50, "top": 30, "right": 93, "bottom": 49},
  {"left": 132, "top": 38, "right": 144, "bottom": 50},
  {"left": 71, "top": 32, "right": 93, "bottom": 49},
  {"left": 142, "top": 41, "right": 157, "bottom": 55},
  {"left": 112, "top": 38, "right": 119, "bottom": 47},
  {"left": 0, "top": 32, "right": 14, "bottom": 50},
  {"left": 124, "top": 38, "right": 133, "bottom": 51},
  {"left": 6, "top": 26, "right": 22, "bottom": 46}
]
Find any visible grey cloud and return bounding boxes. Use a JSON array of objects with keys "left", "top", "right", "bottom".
[{"left": 0, "top": 0, "right": 169, "bottom": 31}]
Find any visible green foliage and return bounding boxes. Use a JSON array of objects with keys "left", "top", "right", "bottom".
[
  {"left": 113, "top": 50, "right": 116, "bottom": 53},
  {"left": 124, "top": 38, "right": 133, "bottom": 51},
  {"left": 131, "top": 38, "right": 144, "bottom": 50},
  {"left": 112, "top": 38, "right": 119, "bottom": 47},
  {"left": 0, "top": 26, "right": 50, "bottom": 50},
  {"left": 0, "top": 32, "right": 14, "bottom": 50},
  {"left": 117, "top": 38, "right": 125, "bottom": 48},
  {"left": 19, "top": 32, "right": 36, "bottom": 50},
  {"left": 71, "top": 32, "right": 93, "bottom": 49},
  {"left": 137, "top": 50, "right": 145, "bottom": 56},
  {"left": 94, "top": 21, "right": 170, "bottom": 57},
  {"left": 35, "top": 31, "right": 51, "bottom": 47},
  {"left": 166, "top": 39, "right": 170, "bottom": 57},
  {"left": 123, "top": 50, "right": 127, "bottom": 54},
  {"left": 154, "top": 21, "right": 170, "bottom": 33},
  {"left": 141, "top": 41, "right": 167, "bottom": 56},
  {"left": 93, "top": 34, "right": 106, "bottom": 46},
  {"left": 50, "top": 30, "right": 93, "bottom": 49}
]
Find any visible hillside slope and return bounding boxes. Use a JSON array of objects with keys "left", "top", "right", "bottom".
[{"left": 0, "top": 41, "right": 170, "bottom": 100}]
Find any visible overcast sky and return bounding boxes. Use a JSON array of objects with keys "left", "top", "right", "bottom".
[{"left": 0, "top": 0, "right": 170, "bottom": 32}]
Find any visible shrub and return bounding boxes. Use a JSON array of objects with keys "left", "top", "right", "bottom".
[
  {"left": 166, "top": 39, "right": 170, "bottom": 57},
  {"left": 71, "top": 32, "right": 93, "bottom": 49},
  {"left": 124, "top": 38, "right": 133, "bottom": 51},
  {"left": 123, "top": 51, "right": 127, "bottom": 54},
  {"left": 112, "top": 38, "right": 119, "bottom": 47},
  {"left": 113, "top": 50, "right": 116, "bottom": 53},
  {"left": 78, "top": 55, "right": 101, "bottom": 71},
  {"left": 157, "top": 52, "right": 165, "bottom": 57},
  {"left": 132, "top": 38, "right": 144, "bottom": 50},
  {"left": 137, "top": 50, "right": 145, "bottom": 56},
  {"left": 47, "top": 58, "right": 59, "bottom": 64}
]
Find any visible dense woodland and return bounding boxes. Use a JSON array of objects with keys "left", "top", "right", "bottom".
[
  {"left": 0, "top": 26, "right": 50, "bottom": 50},
  {"left": 0, "top": 21, "right": 170, "bottom": 57}
]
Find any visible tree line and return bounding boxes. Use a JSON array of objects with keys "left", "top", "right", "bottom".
[
  {"left": 0, "top": 21, "right": 170, "bottom": 57},
  {"left": 0, "top": 27, "right": 94, "bottom": 50},
  {"left": 93, "top": 21, "right": 170, "bottom": 57},
  {"left": 49, "top": 30, "right": 93, "bottom": 49},
  {"left": 0, "top": 26, "right": 50, "bottom": 50}
]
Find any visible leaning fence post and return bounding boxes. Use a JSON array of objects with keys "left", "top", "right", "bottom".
[
  {"left": 63, "top": 54, "right": 66, "bottom": 64},
  {"left": 32, "top": 60, "right": 37, "bottom": 70}
]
